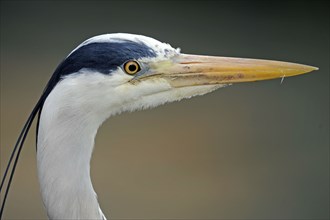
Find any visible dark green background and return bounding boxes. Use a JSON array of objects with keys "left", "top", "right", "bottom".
[{"left": 1, "top": 0, "right": 329, "bottom": 219}]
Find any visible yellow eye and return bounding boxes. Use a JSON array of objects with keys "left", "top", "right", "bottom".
[{"left": 124, "top": 60, "right": 140, "bottom": 75}]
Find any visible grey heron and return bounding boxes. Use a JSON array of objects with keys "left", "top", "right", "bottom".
[{"left": 0, "top": 33, "right": 317, "bottom": 219}]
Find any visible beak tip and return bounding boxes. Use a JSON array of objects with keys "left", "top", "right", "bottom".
[{"left": 305, "top": 65, "right": 319, "bottom": 73}]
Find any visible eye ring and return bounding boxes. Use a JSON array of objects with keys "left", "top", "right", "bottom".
[{"left": 123, "top": 60, "right": 141, "bottom": 75}]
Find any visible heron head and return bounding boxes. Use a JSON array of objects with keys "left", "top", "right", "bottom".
[{"left": 47, "top": 33, "right": 317, "bottom": 119}]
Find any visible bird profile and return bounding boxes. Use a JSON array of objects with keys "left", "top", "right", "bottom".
[{"left": 0, "top": 33, "right": 317, "bottom": 219}]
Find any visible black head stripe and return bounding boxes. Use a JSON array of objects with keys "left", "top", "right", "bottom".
[{"left": 59, "top": 40, "right": 156, "bottom": 76}]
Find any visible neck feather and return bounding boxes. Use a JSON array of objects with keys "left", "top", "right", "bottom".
[{"left": 37, "top": 80, "right": 108, "bottom": 219}]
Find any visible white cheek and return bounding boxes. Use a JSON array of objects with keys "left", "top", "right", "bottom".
[
  {"left": 114, "top": 78, "right": 172, "bottom": 100},
  {"left": 105, "top": 69, "right": 132, "bottom": 85}
]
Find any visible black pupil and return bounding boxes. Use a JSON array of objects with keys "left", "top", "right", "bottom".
[{"left": 128, "top": 64, "right": 137, "bottom": 72}]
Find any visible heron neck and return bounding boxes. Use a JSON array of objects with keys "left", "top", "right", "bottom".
[{"left": 37, "top": 89, "right": 107, "bottom": 219}]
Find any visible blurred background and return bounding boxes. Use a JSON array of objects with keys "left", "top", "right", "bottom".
[{"left": 0, "top": 0, "right": 329, "bottom": 219}]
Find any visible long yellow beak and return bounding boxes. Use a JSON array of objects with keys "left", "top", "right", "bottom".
[{"left": 141, "top": 54, "right": 318, "bottom": 87}]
